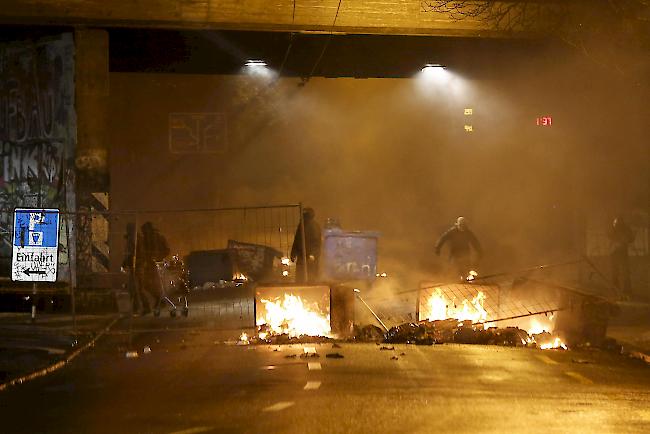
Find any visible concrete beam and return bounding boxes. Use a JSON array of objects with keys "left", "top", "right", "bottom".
[{"left": 0, "top": 1, "right": 545, "bottom": 38}]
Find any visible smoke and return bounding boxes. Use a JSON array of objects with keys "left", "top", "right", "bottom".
[{"left": 110, "top": 39, "right": 648, "bottom": 294}]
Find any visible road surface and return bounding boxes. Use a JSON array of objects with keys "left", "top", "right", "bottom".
[{"left": 1, "top": 324, "right": 649, "bottom": 434}]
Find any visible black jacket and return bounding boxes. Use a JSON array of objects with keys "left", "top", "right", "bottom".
[
  {"left": 291, "top": 218, "right": 322, "bottom": 261},
  {"left": 435, "top": 226, "right": 482, "bottom": 259}
]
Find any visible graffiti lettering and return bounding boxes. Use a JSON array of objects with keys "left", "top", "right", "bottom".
[{"left": 0, "top": 34, "right": 75, "bottom": 279}]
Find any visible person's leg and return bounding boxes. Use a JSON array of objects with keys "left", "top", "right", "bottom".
[
  {"left": 611, "top": 253, "right": 622, "bottom": 292},
  {"left": 621, "top": 254, "right": 632, "bottom": 295}
]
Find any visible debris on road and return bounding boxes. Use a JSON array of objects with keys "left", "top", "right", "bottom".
[
  {"left": 300, "top": 352, "right": 320, "bottom": 359},
  {"left": 354, "top": 325, "right": 385, "bottom": 342},
  {"left": 237, "top": 332, "right": 250, "bottom": 345},
  {"left": 284, "top": 354, "right": 297, "bottom": 359},
  {"left": 390, "top": 356, "right": 399, "bottom": 360},
  {"left": 384, "top": 320, "right": 566, "bottom": 349},
  {"left": 379, "top": 346, "right": 395, "bottom": 351},
  {"left": 326, "top": 353, "right": 344, "bottom": 359}
]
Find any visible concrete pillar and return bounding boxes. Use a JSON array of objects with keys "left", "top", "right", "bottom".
[{"left": 74, "top": 29, "right": 111, "bottom": 284}]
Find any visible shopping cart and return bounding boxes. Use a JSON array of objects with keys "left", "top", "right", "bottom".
[{"left": 153, "top": 256, "right": 190, "bottom": 317}]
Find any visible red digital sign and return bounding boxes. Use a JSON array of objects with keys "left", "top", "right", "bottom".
[{"left": 536, "top": 116, "right": 553, "bottom": 126}]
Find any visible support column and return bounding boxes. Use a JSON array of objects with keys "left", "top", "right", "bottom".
[{"left": 74, "top": 28, "right": 111, "bottom": 287}]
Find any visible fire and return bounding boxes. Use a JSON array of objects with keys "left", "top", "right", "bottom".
[
  {"left": 466, "top": 270, "right": 478, "bottom": 282},
  {"left": 257, "top": 293, "right": 331, "bottom": 338},
  {"left": 233, "top": 272, "right": 247, "bottom": 281},
  {"left": 426, "top": 288, "right": 488, "bottom": 324},
  {"left": 527, "top": 315, "right": 555, "bottom": 335},
  {"left": 539, "top": 337, "right": 568, "bottom": 350}
]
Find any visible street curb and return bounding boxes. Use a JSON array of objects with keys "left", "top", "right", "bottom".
[{"left": 0, "top": 315, "right": 121, "bottom": 392}]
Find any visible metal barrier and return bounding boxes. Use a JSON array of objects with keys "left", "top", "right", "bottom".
[
  {"left": 0, "top": 204, "right": 305, "bottom": 337},
  {"left": 362, "top": 259, "right": 603, "bottom": 331}
]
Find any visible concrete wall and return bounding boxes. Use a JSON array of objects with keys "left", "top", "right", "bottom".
[{"left": 0, "top": 33, "right": 76, "bottom": 281}]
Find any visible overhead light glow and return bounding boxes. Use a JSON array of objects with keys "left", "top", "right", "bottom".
[
  {"left": 421, "top": 63, "right": 446, "bottom": 72},
  {"left": 244, "top": 59, "right": 267, "bottom": 67}
]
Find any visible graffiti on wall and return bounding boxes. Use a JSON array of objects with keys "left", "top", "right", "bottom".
[{"left": 0, "top": 33, "right": 76, "bottom": 280}]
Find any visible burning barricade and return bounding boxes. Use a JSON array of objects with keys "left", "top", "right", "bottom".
[
  {"left": 254, "top": 285, "right": 334, "bottom": 344},
  {"left": 383, "top": 282, "right": 569, "bottom": 349}
]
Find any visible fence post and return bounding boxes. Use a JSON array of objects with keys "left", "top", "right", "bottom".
[
  {"left": 64, "top": 210, "right": 76, "bottom": 334},
  {"left": 299, "top": 203, "right": 308, "bottom": 283}
]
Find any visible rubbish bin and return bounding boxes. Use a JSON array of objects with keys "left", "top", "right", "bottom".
[{"left": 321, "top": 230, "right": 379, "bottom": 282}]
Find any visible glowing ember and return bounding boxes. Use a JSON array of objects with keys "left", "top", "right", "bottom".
[
  {"left": 466, "top": 270, "right": 479, "bottom": 281},
  {"left": 238, "top": 332, "right": 250, "bottom": 344},
  {"left": 426, "top": 288, "right": 488, "bottom": 324},
  {"left": 527, "top": 315, "right": 555, "bottom": 335},
  {"left": 539, "top": 337, "right": 568, "bottom": 350},
  {"left": 233, "top": 272, "right": 247, "bottom": 281},
  {"left": 282, "top": 270, "right": 289, "bottom": 277},
  {"left": 281, "top": 257, "right": 291, "bottom": 266},
  {"left": 257, "top": 293, "right": 331, "bottom": 338}
]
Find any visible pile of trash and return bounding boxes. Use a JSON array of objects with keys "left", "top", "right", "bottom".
[{"left": 358, "top": 320, "right": 564, "bottom": 349}]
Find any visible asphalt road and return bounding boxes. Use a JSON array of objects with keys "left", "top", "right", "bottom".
[{"left": 1, "top": 326, "right": 649, "bottom": 434}]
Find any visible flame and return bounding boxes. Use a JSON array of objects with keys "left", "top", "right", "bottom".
[
  {"left": 239, "top": 332, "right": 250, "bottom": 344},
  {"left": 257, "top": 293, "right": 331, "bottom": 338},
  {"left": 426, "top": 288, "right": 488, "bottom": 324},
  {"left": 539, "top": 337, "right": 567, "bottom": 350},
  {"left": 466, "top": 270, "right": 478, "bottom": 282},
  {"left": 233, "top": 272, "right": 247, "bottom": 281},
  {"left": 281, "top": 257, "right": 291, "bottom": 266},
  {"left": 527, "top": 315, "right": 554, "bottom": 335},
  {"left": 282, "top": 270, "right": 289, "bottom": 277}
]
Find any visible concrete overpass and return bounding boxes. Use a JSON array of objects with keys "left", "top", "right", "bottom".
[{"left": 0, "top": 0, "right": 557, "bottom": 38}]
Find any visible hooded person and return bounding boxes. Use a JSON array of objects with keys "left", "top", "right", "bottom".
[
  {"left": 135, "top": 222, "right": 170, "bottom": 314},
  {"left": 435, "top": 216, "right": 483, "bottom": 280},
  {"left": 291, "top": 207, "right": 322, "bottom": 283},
  {"left": 609, "top": 216, "right": 635, "bottom": 297}
]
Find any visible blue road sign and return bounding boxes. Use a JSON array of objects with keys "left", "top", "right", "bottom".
[{"left": 12, "top": 208, "right": 60, "bottom": 282}]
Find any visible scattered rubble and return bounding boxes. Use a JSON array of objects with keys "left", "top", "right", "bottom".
[
  {"left": 384, "top": 320, "right": 562, "bottom": 348},
  {"left": 326, "top": 353, "right": 344, "bottom": 359},
  {"left": 300, "top": 353, "right": 320, "bottom": 359},
  {"left": 379, "top": 346, "right": 395, "bottom": 351},
  {"left": 354, "top": 325, "right": 385, "bottom": 342}
]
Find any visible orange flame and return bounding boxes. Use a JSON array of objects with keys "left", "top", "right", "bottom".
[
  {"left": 257, "top": 294, "right": 331, "bottom": 338},
  {"left": 426, "top": 288, "right": 488, "bottom": 324}
]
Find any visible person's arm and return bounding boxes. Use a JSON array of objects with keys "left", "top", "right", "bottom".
[{"left": 435, "top": 228, "right": 452, "bottom": 255}]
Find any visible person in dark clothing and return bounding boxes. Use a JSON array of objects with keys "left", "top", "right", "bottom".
[
  {"left": 609, "top": 217, "right": 634, "bottom": 297},
  {"left": 435, "top": 216, "right": 483, "bottom": 280},
  {"left": 291, "top": 207, "right": 322, "bottom": 283},
  {"left": 135, "top": 222, "right": 170, "bottom": 314},
  {"left": 121, "top": 222, "right": 143, "bottom": 314}
]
